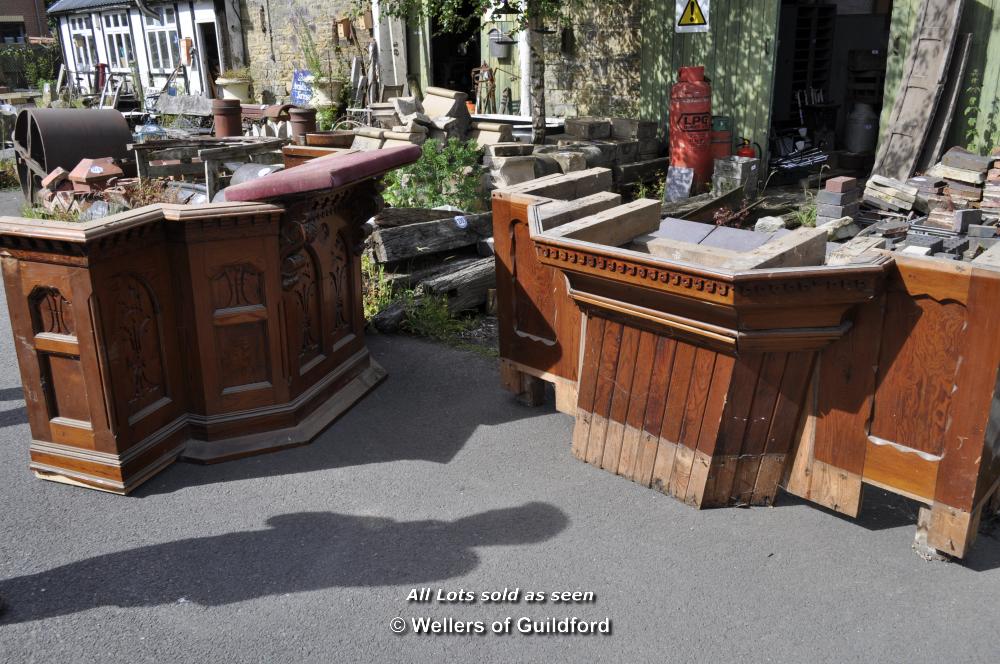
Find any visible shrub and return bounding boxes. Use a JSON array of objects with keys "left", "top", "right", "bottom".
[{"left": 383, "top": 139, "right": 485, "bottom": 212}]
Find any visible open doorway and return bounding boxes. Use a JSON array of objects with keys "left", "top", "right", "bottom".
[
  {"left": 769, "top": 0, "right": 893, "bottom": 177},
  {"left": 198, "top": 22, "right": 222, "bottom": 98},
  {"left": 429, "top": 0, "right": 482, "bottom": 95}
]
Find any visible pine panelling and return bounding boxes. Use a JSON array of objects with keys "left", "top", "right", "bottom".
[{"left": 573, "top": 313, "right": 810, "bottom": 509}]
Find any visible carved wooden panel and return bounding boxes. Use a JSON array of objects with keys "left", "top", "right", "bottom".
[
  {"left": 209, "top": 263, "right": 272, "bottom": 393},
  {"left": 211, "top": 263, "right": 264, "bottom": 310},
  {"left": 30, "top": 287, "right": 75, "bottom": 336},
  {"left": 281, "top": 217, "right": 325, "bottom": 376},
  {"left": 111, "top": 273, "right": 168, "bottom": 418},
  {"left": 329, "top": 230, "right": 353, "bottom": 344},
  {"left": 217, "top": 322, "right": 271, "bottom": 391}
]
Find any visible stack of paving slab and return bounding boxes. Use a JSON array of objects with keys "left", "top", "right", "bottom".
[
  {"left": 862, "top": 174, "right": 916, "bottom": 213},
  {"left": 484, "top": 116, "right": 666, "bottom": 191},
  {"left": 925, "top": 146, "right": 992, "bottom": 209},
  {"left": 353, "top": 87, "right": 514, "bottom": 151},
  {"left": 981, "top": 154, "right": 1000, "bottom": 219},
  {"left": 818, "top": 176, "right": 861, "bottom": 224},
  {"left": 905, "top": 175, "right": 945, "bottom": 214}
]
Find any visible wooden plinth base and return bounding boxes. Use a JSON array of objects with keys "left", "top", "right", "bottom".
[
  {"left": 499, "top": 358, "right": 578, "bottom": 415},
  {"left": 29, "top": 357, "right": 387, "bottom": 493},
  {"left": 182, "top": 358, "right": 387, "bottom": 463}
]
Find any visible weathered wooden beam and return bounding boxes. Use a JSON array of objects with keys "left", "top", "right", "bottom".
[
  {"left": 421, "top": 256, "right": 496, "bottom": 312},
  {"left": 545, "top": 199, "right": 661, "bottom": 248},
  {"left": 371, "top": 212, "right": 492, "bottom": 263},
  {"left": 532, "top": 191, "right": 623, "bottom": 231},
  {"left": 499, "top": 168, "right": 614, "bottom": 200}
]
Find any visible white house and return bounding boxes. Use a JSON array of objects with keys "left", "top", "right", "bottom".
[{"left": 47, "top": 0, "right": 246, "bottom": 97}]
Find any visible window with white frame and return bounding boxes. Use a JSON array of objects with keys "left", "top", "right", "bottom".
[
  {"left": 143, "top": 6, "right": 180, "bottom": 73},
  {"left": 67, "top": 15, "right": 99, "bottom": 70},
  {"left": 102, "top": 12, "right": 135, "bottom": 71}
]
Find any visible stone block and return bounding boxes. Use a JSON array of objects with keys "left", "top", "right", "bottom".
[
  {"left": 533, "top": 153, "right": 563, "bottom": 178},
  {"left": 825, "top": 176, "right": 858, "bottom": 193},
  {"left": 608, "top": 117, "right": 658, "bottom": 140},
  {"left": 816, "top": 189, "right": 860, "bottom": 206},
  {"left": 489, "top": 142, "right": 534, "bottom": 157},
  {"left": 816, "top": 202, "right": 860, "bottom": 219},
  {"left": 490, "top": 156, "right": 537, "bottom": 188},
  {"left": 754, "top": 216, "right": 786, "bottom": 233},
  {"left": 565, "top": 116, "right": 612, "bottom": 140},
  {"left": 549, "top": 151, "right": 587, "bottom": 174}
]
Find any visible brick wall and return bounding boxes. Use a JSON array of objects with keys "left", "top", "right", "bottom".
[
  {"left": 4, "top": 0, "right": 48, "bottom": 38},
  {"left": 543, "top": 0, "right": 642, "bottom": 118},
  {"left": 239, "top": 0, "right": 354, "bottom": 103}
]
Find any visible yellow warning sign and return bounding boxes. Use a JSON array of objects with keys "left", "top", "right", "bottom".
[
  {"left": 675, "top": 0, "right": 710, "bottom": 33},
  {"left": 678, "top": 0, "right": 706, "bottom": 26}
]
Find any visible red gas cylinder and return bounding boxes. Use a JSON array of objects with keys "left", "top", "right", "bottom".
[
  {"left": 670, "top": 66, "right": 713, "bottom": 193},
  {"left": 94, "top": 63, "right": 108, "bottom": 90}
]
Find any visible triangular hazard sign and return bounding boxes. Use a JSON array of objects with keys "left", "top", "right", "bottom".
[{"left": 678, "top": 0, "right": 707, "bottom": 26}]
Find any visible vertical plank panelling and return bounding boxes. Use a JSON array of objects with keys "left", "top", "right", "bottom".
[
  {"left": 751, "top": 351, "right": 815, "bottom": 504},
  {"left": 601, "top": 326, "right": 642, "bottom": 471},
  {"left": 670, "top": 346, "right": 717, "bottom": 501},
  {"left": 571, "top": 316, "right": 606, "bottom": 460},
  {"left": 705, "top": 353, "right": 763, "bottom": 504},
  {"left": 731, "top": 353, "right": 788, "bottom": 504},
  {"left": 617, "top": 330, "right": 658, "bottom": 478},
  {"left": 635, "top": 337, "right": 677, "bottom": 485},
  {"left": 651, "top": 341, "right": 697, "bottom": 492},
  {"left": 585, "top": 320, "right": 623, "bottom": 466},
  {"left": 686, "top": 353, "right": 736, "bottom": 506}
]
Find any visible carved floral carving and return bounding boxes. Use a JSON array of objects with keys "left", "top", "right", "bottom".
[
  {"left": 29, "top": 287, "right": 74, "bottom": 336},
  {"left": 113, "top": 274, "right": 166, "bottom": 409}
]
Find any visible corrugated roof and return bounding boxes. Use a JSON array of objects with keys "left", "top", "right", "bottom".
[{"left": 47, "top": 0, "right": 133, "bottom": 15}]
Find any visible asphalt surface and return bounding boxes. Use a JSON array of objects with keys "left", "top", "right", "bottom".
[{"left": 1, "top": 189, "right": 1000, "bottom": 662}]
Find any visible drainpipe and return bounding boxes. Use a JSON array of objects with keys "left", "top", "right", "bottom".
[{"left": 32, "top": 0, "right": 44, "bottom": 36}]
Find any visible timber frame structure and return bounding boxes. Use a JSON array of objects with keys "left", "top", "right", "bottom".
[{"left": 493, "top": 170, "right": 1000, "bottom": 559}]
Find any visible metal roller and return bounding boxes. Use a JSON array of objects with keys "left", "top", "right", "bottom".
[{"left": 13, "top": 108, "right": 132, "bottom": 202}]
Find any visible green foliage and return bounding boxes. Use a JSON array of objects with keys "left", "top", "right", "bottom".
[
  {"left": 362, "top": 253, "right": 395, "bottom": 320},
  {"left": 792, "top": 203, "right": 816, "bottom": 228},
  {"left": 383, "top": 139, "right": 486, "bottom": 212},
  {"left": 20, "top": 204, "right": 80, "bottom": 222},
  {"left": 316, "top": 107, "right": 336, "bottom": 131},
  {"left": 372, "top": 0, "right": 564, "bottom": 35},
  {"left": 0, "top": 159, "right": 17, "bottom": 190},
  {"left": 297, "top": 14, "right": 347, "bottom": 82},
  {"left": 963, "top": 68, "right": 1000, "bottom": 154},
  {"left": 401, "top": 293, "right": 472, "bottom": 341},
  {"left": 634, "top": 177, "right": 665, "bottom": 202},
  {"left": 0, "top": 42, "right": 61, "bottom": 89}
]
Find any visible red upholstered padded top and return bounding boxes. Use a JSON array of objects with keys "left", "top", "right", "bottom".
[{"left": 225, "top": 144, "right": 422, "bottom": 202}]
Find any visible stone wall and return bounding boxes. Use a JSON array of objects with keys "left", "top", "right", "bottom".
[
  {"left": 239, "top": 0, "right": 355, "bottom": 103},
  {"left": 543, "top": 0, "right": 642, "bottom": 118}
]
